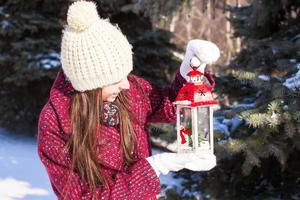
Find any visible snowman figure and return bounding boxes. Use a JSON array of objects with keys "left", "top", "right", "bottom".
[{"left": 175, "top": 39, "right": 220, "bottom": 154}]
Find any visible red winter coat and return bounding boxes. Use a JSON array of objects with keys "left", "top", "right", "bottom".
[{"left": 37, "top": 68, "right": 186, "bottom": 200}]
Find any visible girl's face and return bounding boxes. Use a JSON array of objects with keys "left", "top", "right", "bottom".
[{"left": 102, "top": 76, "right": 130, "bottom": 102}]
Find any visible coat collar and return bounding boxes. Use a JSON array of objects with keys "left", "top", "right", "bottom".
[{"left": 49, "top": 68, "right": 75, "bottom": 134}]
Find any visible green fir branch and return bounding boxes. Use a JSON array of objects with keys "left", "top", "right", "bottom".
[
  {"left": 241, "top": 145, "right": 261, "bottom": 176},
  {"left": 284, "top": 120, "right": 295, "bottom": 138},
  {"left": 232, "top": 69, "right": 257, "bottom": 81},
  {"left": 267, "top": 100, "right": 281, "bottom": 113},
  {"left": 226, "top": 138, "right": 246, "bottom": 154},
  {"left": 247, "top": 113, "right": 268, "bottom": 128},
  {"left": 266, "top": 143, "right": 288, "bottom": 169}
]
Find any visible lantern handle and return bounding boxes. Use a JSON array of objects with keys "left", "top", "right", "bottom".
[{"left": 204, "top": 71, "right": 215, "bottom": 89}]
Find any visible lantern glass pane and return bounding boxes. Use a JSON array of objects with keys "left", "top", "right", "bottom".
[
  {"left": 197, "top": 107, "right": 210, "bottom": 150},
  {"left": 179, "top": 107, "right": 193, "bottom": 149}
]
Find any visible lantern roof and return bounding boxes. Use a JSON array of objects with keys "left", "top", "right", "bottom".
[{"left": 175, "top": 82, "right": 217, "bottom": 107}]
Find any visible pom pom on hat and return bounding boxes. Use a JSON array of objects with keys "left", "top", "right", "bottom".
[{"left": 67, "top": 1, "right": 99, "bottom": 32}]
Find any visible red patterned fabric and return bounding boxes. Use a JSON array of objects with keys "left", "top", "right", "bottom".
[
  {"left": 179, "top": 128, "right": 191, "bottom": 144},
  {"left": 204, "top": 71, "right": 215, "bottom": 88},
  {"left": 37, "top": 68, "right": 186, "bottom": 200},
  {"left": 102, "top": 102, "right": 120, "bottom": 126}
]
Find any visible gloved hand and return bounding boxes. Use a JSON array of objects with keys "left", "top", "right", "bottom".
[
  {"left": 146, "top": 152, "right": 191, "bottom": 176},
  {"left": 146, "top": 152, "right": 217, "bottom": 176},
  {"left": 180, "top": 39, "right": 220, "bottom": 81},
  {"left": 185, "top": 152, "right": 216, "bottom": 171}
]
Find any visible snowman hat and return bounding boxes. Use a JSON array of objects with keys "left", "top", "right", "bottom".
[{"left": 188, "top": 40, "right": 220, "bottom": 65}]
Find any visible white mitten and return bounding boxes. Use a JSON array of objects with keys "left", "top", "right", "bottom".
[
  {"left": 180, "top": 39, "right": 220, "bottom": 81},
  {"left": 146, "top": 152, "right": 192, "bottom": 176},
  {"left": 185, "top": 152, "right": 216, "bottom": 171}
]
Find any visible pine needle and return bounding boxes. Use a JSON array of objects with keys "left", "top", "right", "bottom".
[
  {"left": 284, "top": 121, "right": 296, "bottom": 138},
  {"left": 232, "top": 70, "right": 257, "bottom": 81},
  {"left": 267, "top": 100, "right": 281, "bottom": 113},
  {"left": 247, "top": 113, "right": 267, "bottom": 128},
  {"left": 241, "top": 146, "right": 261, "bottom": 176}
]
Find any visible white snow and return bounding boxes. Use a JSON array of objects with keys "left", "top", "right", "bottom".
[
  {"left": 258, "top": 75, "right": 270, "bottom": 81},
  {"left": 40, "top": 51, "right": 61, "bottom": 69},
  {"left": 271, "top": 112, "right": 277, "bottom": 119},
  {"left": 283, "top": 66, "right": 300, "bottom": 90},
  {"left": 214, "top": 118, "right": 230, "bottom": 136},
  {"left": 0, "top": 178, "right": 49, "bottom": 200},
  {"left": 152, "top": 148, "right": 184, "bottom": 193},
  {"left": 230, "top": 103, "right": 256, "bottom": 109},
  {"left": 230, "top": 115, "right": 244, "bottom": 133},
  {"left": 28, "top": 51, "right": 61, "bottom": 69},
  {"left": 40, "top": 58, "right": 60, "bottom": 69},
  {"left": 0, "top": 128, "right": 55, "bottom": 200},
  {"left": 271, "top": 48, "right": 278, "bottom": 55},
  {"left": 152, "top": 148, "right": 202, "bottom": 199},
  {"left": 150, "top": 137, "right": 177, "bottom": 152},
  {"left": 1, "top": 20, "right": 9, "bottom": 30},
  {"left": 213, "top": 113, "right": 244, "bottom": 137},
  {"left": 0, "top": 127, "right": 199, "bottom": 199}
]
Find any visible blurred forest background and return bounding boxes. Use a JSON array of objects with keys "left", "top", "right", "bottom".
[{"left": 1, "top": 0, "right": 300, "bottom": 199}]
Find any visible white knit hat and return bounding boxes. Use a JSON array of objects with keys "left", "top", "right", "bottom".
[
  {"left": 187, "top": 40, "right": 220, "bottom": 65},
  {"left": 60, "top": 0, "right": 133, "bottom": 92}
]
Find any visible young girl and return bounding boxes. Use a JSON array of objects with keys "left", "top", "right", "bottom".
[{"left": 37, "top": 1, "right": 219, "bottom": 199}]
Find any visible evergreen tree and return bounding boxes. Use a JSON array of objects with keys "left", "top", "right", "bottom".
[
  {"left": 190, "top": 0, "right": 300, "bottom": 198},
  {"left": 0, "top": 0, "right": 67, "bottom": 133},
  {"left": 0, "top": 0, "right": 194, "bottom": 134}
]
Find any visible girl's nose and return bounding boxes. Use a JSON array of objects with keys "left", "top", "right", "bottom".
[{"left": 119, "top": 77, "right": 130, "bottom": 90}]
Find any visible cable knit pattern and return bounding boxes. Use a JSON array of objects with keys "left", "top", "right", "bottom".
[
  {"left": 60, "top": 1, "right": 133, "bottom": 91},
  {"left": 37, "top": 68, "right": 186, "bottom": 200}
]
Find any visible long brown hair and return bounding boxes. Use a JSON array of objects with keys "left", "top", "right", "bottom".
[{"left": 67, "top": 76, "right": 138, "bottom": 189}]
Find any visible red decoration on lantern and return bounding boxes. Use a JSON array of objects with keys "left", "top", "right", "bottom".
[
  {"left": 176, "top": 67, "right": 217, "bottom": 107},
  {"left": 179, "top": 126, "right": 191, "bottom": 144},
  {"left": 175, "top": 60, "right": 218, "bottom": 154}
]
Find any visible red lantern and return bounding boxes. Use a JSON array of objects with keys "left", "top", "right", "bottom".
[{"left": 174, "top": 58, "right": 217, "bottom": 154}]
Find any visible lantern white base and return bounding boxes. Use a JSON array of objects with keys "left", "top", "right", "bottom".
[
  {"left": 177, "top": 147, "right": 213, "bottom": 154},
  {"left": 177, "top": 148, "right": 194, "bottom": 154}
]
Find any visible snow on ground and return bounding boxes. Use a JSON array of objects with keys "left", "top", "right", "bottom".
[
  {"left": 283, "top": 63, "right": 300, "bottom": 90},
  {"left": 39, "top": 51, "right": 61, "bottom": 69},
  {"left": 214, "top": 114, "right": 245, "bottom": 137},
  {"left": 1, "top": 20, "right": 9, "bottom": 30},
  {"left": 0, "top": 105, "right": 248, "bottom": 199},
  {"left": 258, "top": 75, "right": 270, "bottom": 81},
  {"left": 0, "top": 128, "right": 191, "bottom": 200},
  {"left": 152, "top": 149, "right": 202, "bottom": 199},
  {"left": 0, "top": 107, "right": 242, "bottom": 200},
  {"left": 230, "top": 102, "right": 256, "bottom": 109},
  {"left": 150, "top": 137, "right": 177, "bottom": 152},
  {"left": 214, "top": 117, "right": 230, "bottom": 136},
  {"left": 0, "top": 128, "right": 55, "bottom": 200}
]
